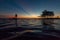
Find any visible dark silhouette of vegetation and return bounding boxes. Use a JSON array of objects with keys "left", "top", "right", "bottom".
[{"left": 41, "top": 10, "right": 54, "bottom": 17}]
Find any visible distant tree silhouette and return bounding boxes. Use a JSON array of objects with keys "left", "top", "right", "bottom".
[{"left": 41, "top": 10, "right": 54, "bottom": 18}]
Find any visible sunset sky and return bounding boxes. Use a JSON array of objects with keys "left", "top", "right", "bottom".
[{"left": 0, "top": 0, "right": 60, "bottom": 18}]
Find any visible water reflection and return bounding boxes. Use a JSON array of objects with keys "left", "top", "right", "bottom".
[
  {"left": 42, "top": 18, "right": 55, "bottom": 32},
  {"left": 17, "top": 19, "right": 60, "bottom": 30},
  {"left": 0, "top": 18, "right": 60, "bottom": 30}
]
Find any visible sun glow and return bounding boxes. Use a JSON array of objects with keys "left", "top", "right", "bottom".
[
  {"left": 2, "top": 14, "right": 60, "bottom": 18},
  {"left": 18, "top": 14, "right": 40, "bottom": 18}
]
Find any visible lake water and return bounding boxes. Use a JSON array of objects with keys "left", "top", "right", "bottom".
[
  {"left": 0, "top": 19, "right": 60, "bottom": 30},
  {"left": 0, "top": 18, "right": 60, "bottom": 40}
]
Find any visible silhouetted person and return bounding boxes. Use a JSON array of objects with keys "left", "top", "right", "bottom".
[
  {"left": 15, "top": 14, "right": 17, "bottom": 27},
  {"left": 41, "top": 10, "right": 55, "bottom": 32}
]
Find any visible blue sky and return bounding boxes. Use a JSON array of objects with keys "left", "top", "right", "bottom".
[{"left": 0, "top": 0, "right": 60, "bottom": 17}]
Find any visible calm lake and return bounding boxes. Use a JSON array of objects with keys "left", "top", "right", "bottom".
[{"left": 0, "top": 18, "right": 60, "bottom": 30}]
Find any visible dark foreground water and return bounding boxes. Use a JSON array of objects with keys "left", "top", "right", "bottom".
[
  {"left": 0, "top": 18, "right": 60, "bottom": 40},
  {"left": 0, "top": 19, "right": 59, "bottom": 30}
]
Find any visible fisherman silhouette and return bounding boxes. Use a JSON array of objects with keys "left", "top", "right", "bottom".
[
  {"left": 15, "top": 14, "right": 17, "bottom": 18},
  {"left": 15, "top": 14, "right": 17, "bottom": 27},
  {"left": 41, "top": 10, "right": 55, "bottom": 32}
]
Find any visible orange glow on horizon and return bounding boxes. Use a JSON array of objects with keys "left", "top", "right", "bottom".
[
  {"left": 5, "top": 16, "right": 60, "bottom": 18},
  {"left": 18, "top": 15, "right": 40, "bottom": 18},
  {"left": 0, "top": 15, "right": 60, "bottom": 18},
  {"left": 18, "top": 16, "right": 39, "bottom": 18}
]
